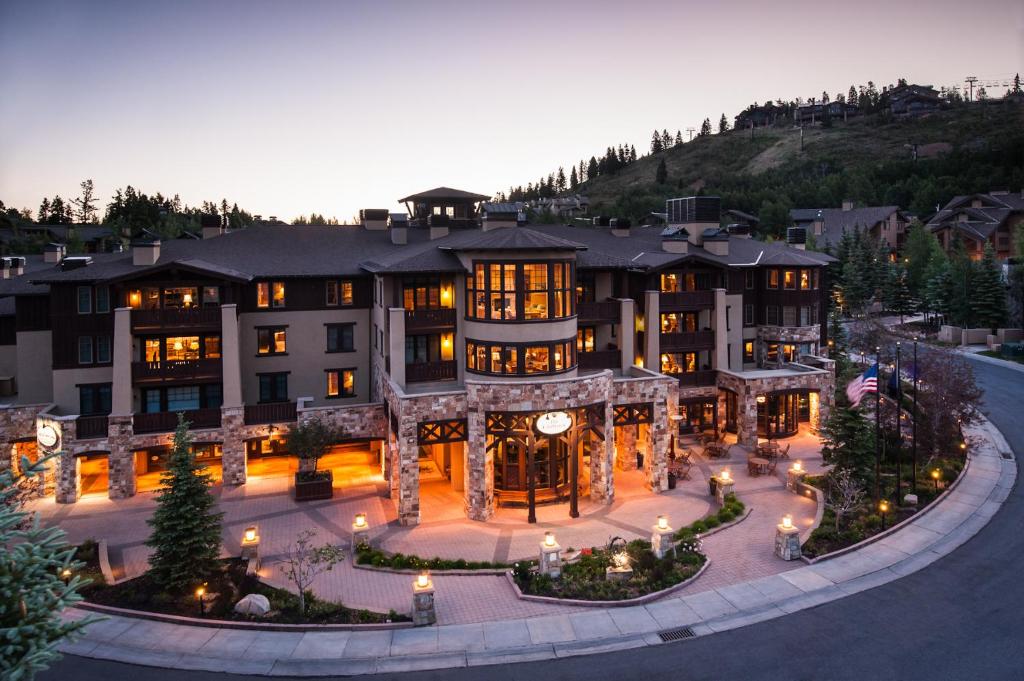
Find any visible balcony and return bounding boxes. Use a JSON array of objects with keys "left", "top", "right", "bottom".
[
  {"left": 76, "top": 415, "right": 108, "bottom": 440},
  {"left": 577, "top": 300, "right": 621, "bottom": 324},
  {"left": 244, "top": 401, "right": 297, "bottom": 425},
  {"left": 131, "top": 307, "right": 222, "bottom": 333},
  {"left": 578, "top": 350, "right": 620, "bottom": 371},
  {"left": 133, "top": 408, "right": 221, "bottom": 434},
  {"left": 405, "top": 308, "right": 457, "bottom": 332},
  {"left": 406, "top": 360, "right": 457, "bottom": 383},
  {"left": 676, "top": 370, "right": 717, "bottom": 387},
  {"left": 659, "top": 330, "right": 716, "bottom": 351},
  {"left": 659, "top": 290, "right": 715, "bottom": 311},
  {"left": 132, "top": 358, "right": 223, "bottom": 384}
]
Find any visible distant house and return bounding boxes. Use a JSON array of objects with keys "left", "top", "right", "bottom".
[
  {"left": 790, "top": 201, "right": 909, "bottom": 254},
  {"left": 886, "top": 84, "right": 942, "bottom": 117},
  {"left": 638, "top": 212, "right": 667, "bottom": 226},
  {"left": 532, "top": 195, "right": 590, "bottom": 218},
  {"left": 0, "top": 223, "right": 114, "bottom": 255},
  {"left": 734, "top": 103, "right": 785, "bottom": 129},
  {"left": 927, "top": 191, "right": 1024, "bottom": 260},
  {"left": 795, "top": 101, "right": 859, "bottom": 125}
]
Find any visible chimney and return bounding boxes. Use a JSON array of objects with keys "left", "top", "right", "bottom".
[
  {"left": 703, "top": 231, "right": 730, "bottom": 256},
  {"left": 1, "top": 258, "right": 10, "bottom": 279},
  {"left": 726, "top": 224, "right": 752, "bottom": 239},
  {"left": 12, "top": 257, "right": 25, "bottom": 276},
  {"left": 427, "top": 213, "right": 450, "bottom": 240},
  {"left": 841, "top": 200, "right": 854, "bottom": 211},
  {"left": 389, "top": 213, "right": 408, "bottom": 245},
  {"left": 362, "top": 209, "right": 390, "bottom": 231},
  {"left": 44, "top": 243, "right": 65, "bottom": 263},
  {"left": 610, "top": 218, "right": 632, "bottom": 238},
  {"left": 662, "top": 228, "right": 689, "bottom": 253},
  {"left": 787, "top": 227, "right": 807, "bottom": 250},
  {"left": 132, "top": 238, "right": 160, "bottom": 266},
  {"left": 201, "top": 213, "right": 223, "bottom": 239}
]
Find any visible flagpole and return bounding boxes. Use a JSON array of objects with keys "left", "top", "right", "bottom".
[
  {"left": 895, "top": 341, "right": 902, "bottom": 505},
  {"left": 912, "top": 338, "right": 918, "bottom": 495},
  {"left": 874, "top": 345, "right": 881, "bottom": 504}
]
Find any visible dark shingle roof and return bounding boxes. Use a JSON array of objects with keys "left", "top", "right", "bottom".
[
  {"left": 398, "top": 187, "right": 490, "bottom": 203},
  {"left": 926, "top": 192, "right": 1024, "bottom": 241},
  {"left": 790, "top": 206, "right": 902, "bottom": 248},
  {"left": 440, "top": 227, "right": 585, "bottom": 252}
]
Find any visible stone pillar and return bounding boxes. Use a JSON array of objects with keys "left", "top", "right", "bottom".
[
  {"left": 774, "top": 523, "right": 802, "bottom": 561},
  {"left": 220, "top": 406, "right": 246, "bottom": 485},
  {"left": 107, "top": 415, "right": 135, "bottom": 499},
  {"left": 713, "top": 288, "right": 728, "bottom": 371},
  {"left": 464, "top": 409, "right": 493, "bottom": 521},
  {"left": 387, "top": 308, "right": 406, "bottom": 390},
  {"left": 786, "top": 465, "right": 805, "bottom": 492},
  {"left": 538, "top": 535, "right": 562, "bottom": 578},
  {"left": 412, "top": 578, "right": 437, "bottom": 626},
  {"left": 616, "top": 424, "right": 637, "bottom": 471},
  {"left": 736, "top": 390, "right": 758, "bottom": 447},
  {"left": 651, "top": 518, "right": 675, "bottom": 559},
  {"left": 648, "top": 395, "right": 670, "bottom": 493},
  {"left": 111, "top": 308, "right": 133, "bottom": 415},
  {"left": 643, "top": 290, "right": 659, "bottom": 372},
  {"left": 397, "top": 418, "right": 420, "bottom": 526},
  {"left": 55, "top": 449, "right": 80, "bottom": 504},
  {"left": 715, "top": 476, "right": 735, "bottom": 505},
  {"left": 588, "top": 403, "right": 614, "bottom": 505},
  {"left": 220, "top": 304, "right": 243, "bottom": 409},
  {"left": 618, "top": 298, "right": 635, "bottom": 371}
]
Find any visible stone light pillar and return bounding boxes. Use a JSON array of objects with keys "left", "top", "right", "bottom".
[
  {"left": 539, "top": 533, "right": 562, "bottom": 578},
  {"left": 715, "top": 475, "right": 735, "bottom": 505},
  {"left": 786, "top": 464, "right": 805, "bottom": 492},
  {"left": 412, "top": 575, "right": 437, "bottom": 626},
  {"left": 774, "top": 522, "right": 802, "bottom": 561},
  {"left": 651, "top": 517, "right": 675, "bottom": 559}
]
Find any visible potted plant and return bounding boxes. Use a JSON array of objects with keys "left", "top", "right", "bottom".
[{"left": 286, "top": 417, "right": 344, "bottom": 501}]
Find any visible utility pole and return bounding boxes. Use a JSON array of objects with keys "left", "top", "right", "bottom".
[
  {"left": 686, "top": 127, "right": 696, "bottom": 142},
  {"left": 965, "top": 76, "right": 978, "bottom": 101}
]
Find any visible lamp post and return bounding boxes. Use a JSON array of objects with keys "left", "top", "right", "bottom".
[
  {"left": 879, "top": 500, "right": 889, "bottom": 530},
  {"left": 652, "top": 514, "right": 675, "bottom": 558},
  {"left": 352, "top": 512, "right": 369, "bottom": 550},
  {"left": 912, "top": 338, "right": 919, "bottom": 494},
  {"left": 874, "top": 346, "right": 881, "bottom": 504},
  {"left": 196, "top": 585, "right": 206, "bottom": 616},
  {"left": 894, "top": 341, "right": 902, "bottom": 505},
  {"left": 931, "top": 468, "right": 941, "bottom": 493}
]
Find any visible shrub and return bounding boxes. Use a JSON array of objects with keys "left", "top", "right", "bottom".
[
  {"left": 704, "top": 516, "right": 721, "bottom": 529},
  {"left": 717, "top": 508, "right": 735, "bottom": 523},
  {"left": 690, "top": 520, "right": 708, "bottom": 533}
]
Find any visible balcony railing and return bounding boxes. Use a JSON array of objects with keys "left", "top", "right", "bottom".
[
  {"left": 406, "top": 360, "right": 458, "bottom": 383},
  {"left": 130, "top": 307, "right": 222, "bottom": 332},
  {"left": 244, "top": 401, "right": 297, "bottom": 425},
  {"left": 133, "top": 408, "right": 221, "bottom": 434},
  {"left": 675, "top": 370, "right": 717, "bottom": 387},
  {"left": 659, "top": 330, "right": 716, "bottom": 350},
  {"left": 76, "top": 415, "right": 108, "bottom": 440},
  {"left": 132, "top": 358, "right": 223, "bottom": 383},
  {"left": 404, "top": 307, "right": 457, "bottom": 332},
  {"left": 577, "top": 300, "right": 621, "bottom": 323},
  {"left": 658, "top": 290, "right": 715, "bottom": 310},
  {"left": 578, "top": 350, "right": 620, "bottom": 371}
]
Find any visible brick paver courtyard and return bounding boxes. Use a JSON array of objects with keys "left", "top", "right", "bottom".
[{"left": 30, "top": 429, "right": 826, "bottom": 625}]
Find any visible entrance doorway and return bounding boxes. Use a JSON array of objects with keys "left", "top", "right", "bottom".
[
  {"left": 679, "top": 398, "right": 717, "bottom": 434},
  {"left": 78, "top": 452, "right": 109, "bottom": 496},
  {"left": 757, "top": 390, "right": 813, "bottom": 438},
  {"left": 135, "top": 443, "right": 223, "bottom": 491}
]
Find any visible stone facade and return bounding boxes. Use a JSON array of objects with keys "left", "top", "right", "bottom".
[
  {"left": 756, "top": 325, "right": 822, "bottom": 367},
  {"left": 0, "top": 403, "right": 49, "bottom": 473}
]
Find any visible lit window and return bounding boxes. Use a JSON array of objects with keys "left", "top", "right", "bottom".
[
  {"left": 166, "top": 336, "right": 200, "bottom": 361},
  {"left": 257, "top": 283, "right": 270, "bottom": 308},
  {"left": 205, "top": 336, "right": 221, "bottom": 359},
  {"left": 577, "top": 327, "right": 595, "bottom": 352},
  {"left": 327, "top": 369, "right": 355, "bottom": 398},
  {"left": 783, "top": 271, "right": 795, "bottom": 289},
  {"left": 767, "top": 270, "right": 779, "bottom": 289},
  {"left": 257, "top": 327, "right": 287, "bottom": 355},
  {"left": 744, "top": 342, "right": 754, "bottom": 363},
  {"left": 341, "top": 281, "right": 353, "bottom": 305},
  {"left": 145, "top": 339, "right": 161, "bottom": 362},
  {"left": 272, "top": 282, "right": 286, "bottom": 307},
  {"left": 800, "top": 270, "right": 810, "bottom": 290},
  {"left": 660, "top": 273, "right": 679, "bottom": 292}
]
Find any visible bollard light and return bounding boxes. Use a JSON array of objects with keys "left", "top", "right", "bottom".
[
  {"left": 932, "top": 468, "right": 941, "bottom": 492},
  {"left": 196, "top": 585, "right": 206, "bottom": 616},
  {"left": 791, "top": 461, "right": 803, "bottom": 473},
  {"left": 782, "top": 514, "right": 793, "bottom": 529},
  {"left": 657, "top": 515, "right": 669, "bottom": 531},
  {"left": 544, "top": 531, "right": 556, "bottom": 548},
  {"left": 416, "top": 570, "right": 431, "bottom": 590},
  {"left": 719, "top": 469, "right": 731, "bottom": 482},
  {"left": 243, "top": 526, "right": 257, "bottom": 543},
  {"left": 879, "top": 500, "right": 889, "bottom": 530},
  {"left": 61, "top": 568, "right": 72, "bottom": 583},
  {"left": 354, "top": 513, "right": 367, "bottom": 529}
]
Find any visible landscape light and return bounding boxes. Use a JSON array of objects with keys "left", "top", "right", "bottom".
[
  {"left": 719, "top": 469, "right": 731, "bottom": 482},
  {"left": 416, "top": 571, "right": 431, "bottom": 589},
  {"left": 243, "top": 526, "right": 257, "bottom": 543},
  {"left": 354, "top": 513, "right": 367, "bottom": 528},
  {"left": 791, "top": 461, "right": 803, "bottom": 473},
  {"left": 544, "top": 531, "right": 556, "bottom": 547},
  {"left": 782, "top": 514, "right": 793, "bottom": 529},
  {"left": 657, "top": 515, "right": 669, "bottom": 531}
]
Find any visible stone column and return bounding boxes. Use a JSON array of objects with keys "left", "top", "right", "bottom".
[
  {"left": 643, "top": 290, "right": 659, "bottom": 372},
  {"left": 648, "top": 395, "right": 670, "bottom": 493},
  {"left": 387, "top": 307, "right": 406, "bottom": 390},
  {"left": 736, "top": 390, "right": 758, "bottom": 447},
  {"left": 618, "top": 298, "right": 635, "bottom": 371},
  {"left": 220, "top": 406, "right": 246, "bottom": 485},
  {"left": 464, "top": 409, "right": 493, "bottom": 521},
  {"left": 589, "top": 403, "right": 615, "bottom": 505},
  {"left": 111, "top": 308, "right": 133, "bottom": 416},
  {"left": 397, "top": 418, "right": 420, "bottom": 526},
  {"left": 774, "top": 523, "right": 802, "bottom": 561},
  {"left": 107, "top": 415, "right": 136, "bottom": 499},
  {"left": 713, "top": 288, "right": 728, "bottom": 371},
  {"left": 55, "top": 449, "right": 80, "bottom": 504}
]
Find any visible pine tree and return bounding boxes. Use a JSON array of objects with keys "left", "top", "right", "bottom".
[
  {"left": 145, "top": 416, "right": 224, "bottom": 593},
  {"left": 925, "top": 260, "right": 954, "bottom": 322},
  {"left": 555, "top": 166, "right": 566, "bottom": 192},
  {"left": 718, "top": 113, "right": 728, "bottom": 133},
  {"left": 674, "top": 130, "right": 682, "bottom": 146},
  {"left": 587, "top": 156, "right": 599, "bottom": 180},
  {"left": 38, "top": 197, "right": 50, "bottom": 224},
  {"left": 699, "top": 117, "right": 712, "bottom": 136},
  {"left": 972, "top": 243, "right": 1008, "bottom": 329},
  {"left": 628, "top": 145, "right": 637, "bottom": 162},
  {"left": 569, "top": 165, "right": 578, "bottom": 191},
  {"left": 655, "top": 158, "right": 667, "bottom": 185},
  {"left": 848, "top": 85, "right": 857, "bottom": 106},
  {"left": 578, "top": 160, "right": 585, "bottom": 183},
  {"left": 820, "top": 399, "right": 877, "bottom": 485},
  {"left": 661, "top": 129, "right": 672, "bottom": 149}
]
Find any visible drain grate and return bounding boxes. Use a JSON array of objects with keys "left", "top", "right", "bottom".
[
  {"left": 658, "top": 626, "right": 696, "bottom": 642},
  {"left": 1001, "top": 451, "right": 1014, "bottom": 460}
]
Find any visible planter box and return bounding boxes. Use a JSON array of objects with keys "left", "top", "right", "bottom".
[{"left": 294, "top": 471, "right": 333, "bottom": 501}]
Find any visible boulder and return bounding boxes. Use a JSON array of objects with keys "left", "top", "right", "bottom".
[{"left": 234, "top": 593, "right": 271, "bottom": 616}]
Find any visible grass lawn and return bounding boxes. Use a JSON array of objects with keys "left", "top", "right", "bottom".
[{"left": 980, "top": 350, "right": 1024, "bottom": 365}]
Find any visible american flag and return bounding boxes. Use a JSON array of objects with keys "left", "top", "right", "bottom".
[{"left": 846, "top": 364, "right": 878, "bottom": 407}]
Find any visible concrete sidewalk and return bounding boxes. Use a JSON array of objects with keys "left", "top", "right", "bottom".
[{"left": 58, "top": 417, "right": 1015, "bottom": 676}]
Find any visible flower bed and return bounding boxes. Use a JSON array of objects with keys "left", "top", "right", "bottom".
[
  {"left": 354, "top": 543, "right": 511, "bottom": 571},
  {"left": 78, "top": 557, "right": 407, "bottom": 625},
  {"left": 674, "top": 494, "right": 746, "bottom": 540},
  {"left": 511, "top": 538, "right": 706, "bottom": 602}
]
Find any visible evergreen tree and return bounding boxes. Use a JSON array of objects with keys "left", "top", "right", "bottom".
[
  {"left": 37, "top": 197, "right": 50, "bottom": 224},
  {"left": 569, "top": 165, "right": 578, "bottom": 191},
  {"left": 578, "top": 160, "right": 585, "bottom": 183},
  {"left": 628, "top": 145, "right": 637, "bottom": 162},
  {"left": 699, "top": 117, "right": 712, "bottom": 136},
  {"left": 145, "top": 416, "right": 224, "bottom": 593},
  {"left": 650, "top": 131, "right": 663, "bottom": 154},
  {"left": 718, "top": 113, "right": 728, "bottom": 133},
  {"left": 587, "top": 156, "right": 599, "bottom": 180},
  {"left": 674, "top": 130, "right": 682, "bottom": 146},
  {"left": 947, "top": 242, "right": 975, "bottom": 326},
  {"left": 555, "top": 166, "right": 566, "bottom": 193},
  {"left": 820, "top": 397, "right": 877, "bottom": 485},
  {"left": 655, "top": 158, "right": 667, "bottom": 185},
  {"left": 72, "top": 179, "right": 98, "bottom": 223},
  {"left": 972, "top": 243, "right": 1007, "bottom": 329},
  {"left": 883, "top": 264, "right": 915, "bottom": 320},
  {"left": 661, "top": 129, "right": 672, "bottom": 149},
  {"left": 1, "top": 454, "right": 97, "bottom": 680},
  {"left": 848, "top": 85, "right": 857, "bottom": 106},
  {"left": 924, "top": 259, "right": 954, "bottom": 322},
  {"left": 902, "top": 220, "right": 943, "bottom": 297}
]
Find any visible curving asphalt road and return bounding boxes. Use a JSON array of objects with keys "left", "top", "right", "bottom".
[{"left": 40, "top": 355, "right": 1022, "bottom": 681}]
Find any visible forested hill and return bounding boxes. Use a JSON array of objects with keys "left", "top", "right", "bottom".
[{"left": 572, "top": 105, "right": 1024, "bottom": 236}]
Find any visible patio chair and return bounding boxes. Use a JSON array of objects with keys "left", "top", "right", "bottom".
[
  {"left": 780, "top": 443, "right": 791, "bottom": 459},
  {"left": 747, "top": 458, "right": 760, "bottom": 477},
  {"left": 672, "top": 458, "right": 692, "bottom": 481},
  {"left": 767, "top": 456, "right": 778, "bottom": 474}
]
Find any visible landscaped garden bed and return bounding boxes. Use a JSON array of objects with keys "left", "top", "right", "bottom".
[
  {"left": 354, "top": 543, "right": 511, "bottom": 572},
  {"left": 78, "top": 555, "right": 407, "bottom": 625}
]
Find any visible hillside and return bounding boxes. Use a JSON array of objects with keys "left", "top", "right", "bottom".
[{"left": 573, "top": 104, "right": 1024, "bottom": 234}]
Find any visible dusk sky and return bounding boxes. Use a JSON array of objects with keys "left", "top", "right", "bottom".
[{"left": 1, "top": 0, "right": 1021, "bottom": 222}]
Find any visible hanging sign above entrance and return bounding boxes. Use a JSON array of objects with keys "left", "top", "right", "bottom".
[
  {"left": 37, "top": 424, "right": 60, "bottom": 451},
  {"left": 535, "top": 411, "right": 572, "bottom": 436}
]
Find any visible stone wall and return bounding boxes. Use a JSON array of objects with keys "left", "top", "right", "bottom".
[
  {"left": 0, "top": 404, "right": 48, "bottom": 473},
  {"left": 717, "top": 366, "right": 835, "bottom": 446},
  {"left": 612, "top": 368, "right": 678, "bottom": 492}
]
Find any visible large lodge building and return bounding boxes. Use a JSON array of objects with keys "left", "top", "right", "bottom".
[{"left": 0, "top": 189, "right": 835, "bottom": 525}]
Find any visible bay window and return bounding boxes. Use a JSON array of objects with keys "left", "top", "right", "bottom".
[
  {"left": 466, "top": 261, "right": 574, "bottom": 321},
  {"left": 465, "top": 338, "right": 576, "bottom": 376}
]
